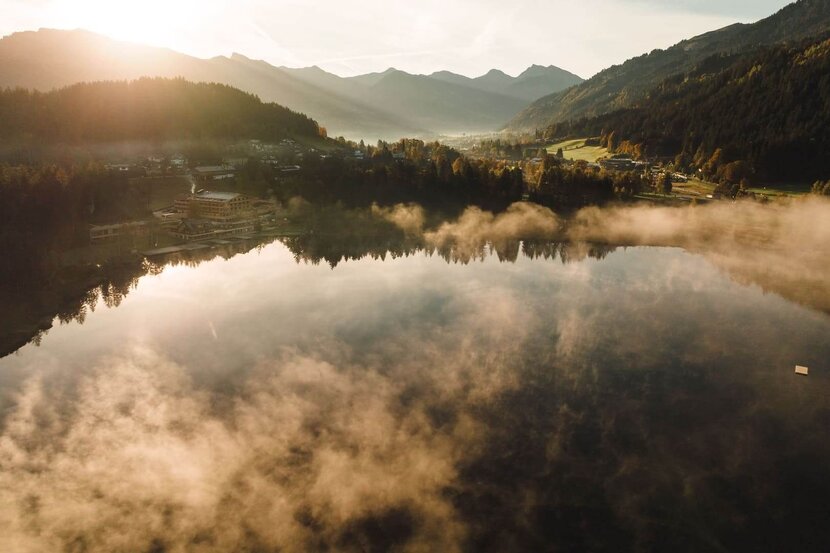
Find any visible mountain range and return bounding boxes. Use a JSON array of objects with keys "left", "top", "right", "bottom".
[
  {"left": 1, "top": 0, "right": 827, "bottom": 143},
  {"left": 507, "top": 0, "right": 830, "bottom": 130},
  {"left": 0, "top": 28, "right": 582, "bottom": 139}
]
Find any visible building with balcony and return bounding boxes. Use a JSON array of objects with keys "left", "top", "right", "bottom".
[{"left": 174, "top": 191, "right": 252, "bottom": 221}]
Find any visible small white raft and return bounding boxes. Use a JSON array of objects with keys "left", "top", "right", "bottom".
[{"left": 795, "top": 365, "right": 809, "bottom": 376}]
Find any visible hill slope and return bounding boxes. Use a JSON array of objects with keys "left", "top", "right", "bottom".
[
  {"left": 289, "top": 65, "right": 581, "bottom": 133},
  {"left": 356, "top": 69, "right": 529, "bottom": 133},
  {"left": 0, "top": 77, "right": 321, "bottom": 143},
  {"left": 507, "top": 0, "right": 830, "bottom": 130},
  {"left": 544, "top": 35, "right": 830, "bottom": 183},
  {"left": 0, "top": 29, "right": 578, "bottom": 138},
  {"left": 0, "top": 29, "right": 423, "bottom": 139},
  {"left": 287, "top": 66, "right": 531, "bottom": 132}
]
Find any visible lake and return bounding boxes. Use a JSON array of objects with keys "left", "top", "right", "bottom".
[{"left": 1, "top": 207, "right": 829, "bottom": 552}]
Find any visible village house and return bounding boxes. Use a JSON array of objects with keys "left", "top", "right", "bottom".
[
  {"left": 224, "top": 158, "right": 248, "bottom": 168},
  {"left": 599, "top": 158, "right": 638, "bottom": 171},
  {"left": 193, "top": 165, "right": 236, "bottom": 183},
  {"left": 105, "top": 163, "right": 146, "bottom": 177}
]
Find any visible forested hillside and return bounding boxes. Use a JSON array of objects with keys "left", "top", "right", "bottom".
[
  {"left": 0, "top": 29, "right": 421, "bottom": 138},
  {"left": 0, "top": 77, "right": 321, "bottom": 143},
  {"left": 507, "top": 0, "right": 830, "bottom": 130},
  {"left": 0, "top": 28, "right": 578, "bottom": 138},
  {"left": 544, "top": 36, "right": 830, "bottom": 184}
]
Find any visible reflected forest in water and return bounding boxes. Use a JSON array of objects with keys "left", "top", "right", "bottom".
[
  {"left": 1, "top": 200, "right": 828, "bottom": 552},
  {"left": 5, "top": 197, "right": 829, "bottom": 360},
  {"left": 0, "top": 205, "right": 617, "bottom": 358}
]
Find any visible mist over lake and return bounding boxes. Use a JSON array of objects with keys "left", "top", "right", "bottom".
[
  {"left": 2, "top": 201, "right": 829, "bottom": 552},
  {"left": 2, "top": 0, "right": 830, "bottom": 549}
]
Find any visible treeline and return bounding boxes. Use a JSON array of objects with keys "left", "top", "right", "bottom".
[
  {"left": 283, "top": 232, "right": 617, "bottom": 268},
  {"left": 0, "top": 226, "right": 282, "bottom": 359},
  {"left": 0, "top": 78, "right": 321, "bottom": 146},
  {"left": 0, "top": 163, "right": 147, "bottom": 357},
  {"left": 544, "top": 35, "right": 830, "bottom": 184},
  {"left": 813, "top": 180, "right": 830, "bottom": 195},
  {"left": 235, "top": 138, "right": 526, "bottom": 209},
  {"left": 0, "top": 164, "right": 135, "bottom": 283},
  {"left": 530, "top": 158, "right": 645, "bottom": 205},
  {"left": 234, "top": 138, "right": 640, "bottom": 209},
  {"left": 470, "top": 139, "right": 528, "bottom": 160},
  {"left": 271, "top": 202, "right": 618, "bottom": 267}
]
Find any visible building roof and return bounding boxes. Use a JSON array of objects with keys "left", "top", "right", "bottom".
[
  {"left": 194, "top": 191, "right": 244, "bottom": 201},
  {"left": 89, "top": 221, "right": 149, "bottom": 230},
  {"left": 194, "top": 165, "right": 234, "bottom": 174}
]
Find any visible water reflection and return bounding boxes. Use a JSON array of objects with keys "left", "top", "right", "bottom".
[
  {"left": 5, "top": 198, "right": 829, "bottom": 362},
  {"left": 1, "top": 202, "right": 829, "bottom": 552}
]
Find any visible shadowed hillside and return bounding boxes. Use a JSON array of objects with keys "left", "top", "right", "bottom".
[
  {"left": 507, "top": 0, "right": 830, "bottom": 130},
  {"left": 0, "top": 77, "right": 321, "bottom": 144},
  {"left": 543, "top": 35, "right": 830, "bottom": 184},
  {"left": 0, "top": 29, "right": 423, "bottom": 138},
  {"left": 0, "top": 29, "right": 579, "bottom": 138}
]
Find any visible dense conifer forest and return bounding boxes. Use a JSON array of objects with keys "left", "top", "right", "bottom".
[
  {"left": 508, "top": 0, "right": 830, "bottom": 130},
  {"left": 543, "top": 36, "right": 830, "bottom": 184},
  {"left": 0, "top": 77, "right": 321, "bottom": 144}
]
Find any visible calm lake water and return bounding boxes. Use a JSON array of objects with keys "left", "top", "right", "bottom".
[{"left": 1, "top": 238, "right": 829, "bottom": 552}]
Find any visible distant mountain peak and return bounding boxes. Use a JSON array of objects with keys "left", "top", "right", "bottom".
[
  {"left": 364, "top": 67, "right": 403, "bottom": 79},
  {"left": 283, "top": 64, "right": 328, "bottom": 74},
  {"left": 430, "top": 69, "right": 461, "bottom": 77},
  {"left": 475, "top": 68, "right": 513, "bottom": 85},
  {"left": 32, "top": 27, "right": 97, "bottom": 37},
  {"left": 518, "top": 64, "right": 559, "bottom": 79}
]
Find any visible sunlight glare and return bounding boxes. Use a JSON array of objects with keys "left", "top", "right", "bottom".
[{"left": 50, "top": 0, "right": 204, "bottom": 48}]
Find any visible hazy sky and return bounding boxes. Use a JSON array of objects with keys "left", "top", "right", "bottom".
[{"left": 2, "top": 0, "right": 792, "bottom": 78}]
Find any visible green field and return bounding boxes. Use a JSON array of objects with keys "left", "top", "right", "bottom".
[
  {"left": 746, "top": 182, "right": 812, "bottom": 198},
  {"left": 672, "top": 178, "right": 716, "bottom": 197},
  {"left": 546, "top": 138, "right": 608, "bottom": 163},
  {"left": 666, "top": 177, "right": 812, "bottom": 202},
  {"left": 676, "top": 178, "right": 810, "bottom": 199}
]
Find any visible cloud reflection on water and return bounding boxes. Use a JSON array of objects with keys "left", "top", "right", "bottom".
[{"left": 1, "top": 199, "right": 830, "bottom": 551}]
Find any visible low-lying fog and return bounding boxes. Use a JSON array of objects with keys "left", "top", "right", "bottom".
[
  {"left": 375, "top": 197, "right": 830, "bottom": 313},
  {"left": 1, "top": 198, "right": 829, "bottom": 552}
]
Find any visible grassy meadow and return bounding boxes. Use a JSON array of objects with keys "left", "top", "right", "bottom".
[{"left": 546, "top": 138, "right": 608, "bottom": 162}]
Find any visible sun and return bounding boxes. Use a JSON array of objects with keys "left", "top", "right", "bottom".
[{"left": 50, "top": 0, "right": 202, "bottom": 48}]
